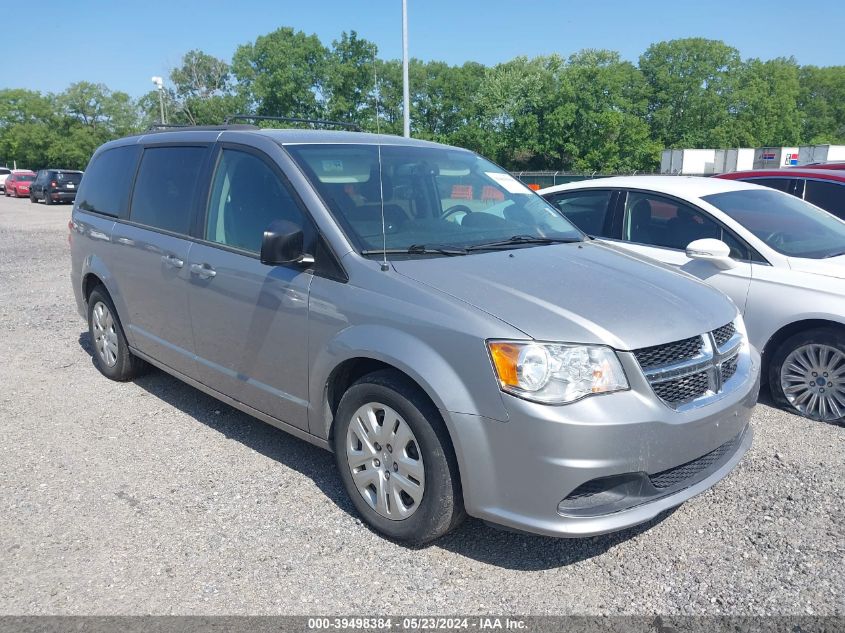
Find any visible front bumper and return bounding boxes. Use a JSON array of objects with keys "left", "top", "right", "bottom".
[{"left": 446, "top": 346, "right": 760, "bottom": 537}]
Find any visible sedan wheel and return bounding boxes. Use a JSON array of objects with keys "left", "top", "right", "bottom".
[{"left": 780, "top": 343, "right": 845, "bottom": 421}]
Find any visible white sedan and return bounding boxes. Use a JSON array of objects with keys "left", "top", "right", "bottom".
[{"left": 540, "top": 176, "right": 845, "bottom": 422}]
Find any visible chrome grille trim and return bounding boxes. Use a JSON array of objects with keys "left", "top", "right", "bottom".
[{"left": 634, "top": 321, "right": 744, "bottom": 410}]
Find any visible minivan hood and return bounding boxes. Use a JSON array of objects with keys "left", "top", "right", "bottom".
[{"left": 391, "top": 241, "right": 737, "bottom": 351}]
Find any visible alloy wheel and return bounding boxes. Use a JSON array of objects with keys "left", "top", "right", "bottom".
[
  {"left": 780, "top": 343, "right": 845, "bottom": 421},
  {"left": 345, "top": 402, "right": 425, "bottom": 520}
]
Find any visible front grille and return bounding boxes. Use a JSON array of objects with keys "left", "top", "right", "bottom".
[
  {"left": 652, "top": 371, "right": 710, "bottom": 404},
  {"left": 720, "top": 354, "right": 739, "bottom": 383},
  {"left": 712, "top": 322, "right": 736, "bottom": 349},
  {"left": 634, "top": 321, "right": 742, "bottom": 409},
  {"left": 633, "top": 335, "right": 703, "bottom": 370},
  {"left": 650, "top": 432, "right": 741, "bottom": 489}
]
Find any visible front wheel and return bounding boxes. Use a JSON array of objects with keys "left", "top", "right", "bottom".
[
  {"left": 769, "top": 327, "right": 845, "bottom": 423},
  {"left": 333, "top": 370, "right": 464, "bottom": 543}
]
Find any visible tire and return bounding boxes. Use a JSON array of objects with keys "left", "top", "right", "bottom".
[
  {"left": 768, "top": 327, "right": 845, "bottom": 423},
  {"left": 333, "top": 369, "right": 465, "bottom": 544},
  {"left": 29, "top": 192, "right": 36, "bottom": 203},
  {"left": 87, "top": 286, "right": 148, "bottom": 381},
  {"left": 44, "top": 191, "right": 52, "bottom": 205}
]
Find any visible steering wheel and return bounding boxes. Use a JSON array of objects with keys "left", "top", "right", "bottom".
[{"left": 441, "top": 204, "right": 473, "bottom": 222}]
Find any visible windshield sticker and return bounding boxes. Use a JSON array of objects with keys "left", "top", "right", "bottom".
[{"left": 485, "top": 171, "right": 531, "bottom": 194}]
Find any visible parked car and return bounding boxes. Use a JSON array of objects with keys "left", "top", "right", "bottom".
[
  {"left": 30, "top": 169, "right": 83, "bottom": 205},
  {"left": 541, "top": 176, "right": 845, "bottom": 423},
  {"left": 802, "top": 162, "right": 845, "bottom": 170},
  {"left": 716, "top": 168, "right": 845, "bottom": 221},
  {"left": 71, "top": 126, "right": 759, "bottom": 543},
  {"left": 4, "top": 171, "right": 37, "bottom": 198},
  {"left": 0, "top": 167, "right": 10, "bottom": 192}
]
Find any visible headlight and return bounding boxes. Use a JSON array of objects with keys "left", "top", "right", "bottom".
[{"left": 487, "top": 341, "right": 629, "bottom": 404}]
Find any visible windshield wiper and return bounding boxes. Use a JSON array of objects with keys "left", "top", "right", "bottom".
[
  {"left": 361, "top": 244, "right": 467, "bottom": 256},
  {"left": 466, "top": 235, "right": 582, "bottom": 251},
  {"left": 823, "top": 250, "right": 845, "bottom": 259}
]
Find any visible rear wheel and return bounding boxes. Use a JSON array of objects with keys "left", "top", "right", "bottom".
[
  {"left": 769, "top": 327, "right": 845, "bottom": 422},
  {"left": 29, "top": 192, "right": 36, "bottom": 203},
  {"left": 87, "top": 286, "right": 148, "bottom": 381},
  {"left": 44, "top": 191, "right": 52, "bottom": 205},
  {"left": 333, "top": 370, "right": 464, "bottom": 543}
]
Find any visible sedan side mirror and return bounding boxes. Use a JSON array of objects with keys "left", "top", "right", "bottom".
[
  {"left": 260, "top": 220, "right": 315, "bottom": 267},
  {"left": 685, "top": 238, "right": 735, "bottom": 270}
]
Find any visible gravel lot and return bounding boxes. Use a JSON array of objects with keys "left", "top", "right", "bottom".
[{"left": 0, "top": 194, "right": 842, "bottom": 616}]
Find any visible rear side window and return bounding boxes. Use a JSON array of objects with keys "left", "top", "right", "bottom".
[
  {"left": 129, "top": 146, "right": 206, "bottom": 235},
  {"left": 545, "top": 190, "right": 613, "bottom": 237},
  {"left": 77, "top": 146, "right": 139, "bottom": 217},
  {"left": 804, "top": 180, "right": 845, "bottom": 220}
]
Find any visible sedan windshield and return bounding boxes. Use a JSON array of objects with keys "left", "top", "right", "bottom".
[
  {"left": 702, "top": 189, "right": 845, "bottom": 259},
  {"left": 286, "top": 144, "right": 582, "bottom": 254},
  {"left": 17, "top": 174, "right": 35, "bottom": 182}
]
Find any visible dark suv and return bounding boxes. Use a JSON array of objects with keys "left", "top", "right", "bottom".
[{"left": 30, "top": 169, "right": 83, "bottom": 205}]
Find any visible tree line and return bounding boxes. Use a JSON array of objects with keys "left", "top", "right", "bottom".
[{"left": 1, "top": 28, "right": 844, "bottom": 172}]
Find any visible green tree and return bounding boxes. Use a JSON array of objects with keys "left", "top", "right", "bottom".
[
  {"left": 640, "top": 38, "right": 742, "bottom": 148},
  {"left": 798, "top": 65, "right": 845, "bottom": 144},
  {"left": 732, "top": 57, "right": 801, "bottom": 146},
  {"left": 232, "top": 27, "right": 328, "bottom": 119},
  {"left": 169, "top": 50, "right": 243, "bottom": 125},
  {"left": 324, "top": 31, "right": 378, "bottom": 127},
  {"left": 561, "top": 50, "right": 660, "bottom": 171}
]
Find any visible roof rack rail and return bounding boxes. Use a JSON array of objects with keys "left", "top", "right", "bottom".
[
  {"left": 145, "top": 123, "right": 193, "bottom": 132},
  {"left": 224, "top": 114, "right": 363, "bottom": 132}
]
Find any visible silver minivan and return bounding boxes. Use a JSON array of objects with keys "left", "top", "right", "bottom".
[{"left": 70, "top": 124, "right": 760, "bottom": 543}]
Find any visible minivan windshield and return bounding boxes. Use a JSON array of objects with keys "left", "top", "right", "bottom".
[
  {"left": 286, "top": 144, "right": 582, "bottom": 254},
  {"left": 702, "top": 188, "right": 845, "bottom": 259}
]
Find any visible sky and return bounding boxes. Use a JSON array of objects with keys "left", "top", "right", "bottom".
[{"left": 3, "top": 0, "right": 844, "bottom": 97}]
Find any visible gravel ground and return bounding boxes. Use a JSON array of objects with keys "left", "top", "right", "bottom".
[{"left": 0, "top": 194, "right": 842, "bottom": 616}]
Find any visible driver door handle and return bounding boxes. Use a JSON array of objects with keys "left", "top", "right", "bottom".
[{"left": 190, "top": 262, "right": 217, "bottom": 279}]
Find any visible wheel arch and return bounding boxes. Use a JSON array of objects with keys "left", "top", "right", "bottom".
[{"left": 762, "top": 318, "right": 845, "bottom": 374}]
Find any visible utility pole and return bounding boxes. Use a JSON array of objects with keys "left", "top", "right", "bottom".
[
  {"left": 402, "top": 0, "right": 410, "bottom": 138},
  {"left": 151, "top": 76, "right": 166, "bottom": 125}
]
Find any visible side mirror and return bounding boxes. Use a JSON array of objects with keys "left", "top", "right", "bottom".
[
  {"left": 260, "top": 220, "right": 314, "bottom": 267},
  {"left": 685, "top": 238, "right": 735, "bottom": 270}
]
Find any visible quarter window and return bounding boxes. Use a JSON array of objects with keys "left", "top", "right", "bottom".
[
  {"left": 545, "top": 190, "right": 613, "bottom": 237},
  {"left": 205, "top": 149, "right": 305, "bottom": 253},
  {"left": 77, "top": 146, "right": 139, "bottom": 217},
  {"left": 129, "top": 146, "right": 206, "bottom": 235}
]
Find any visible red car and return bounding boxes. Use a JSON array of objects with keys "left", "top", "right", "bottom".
[
  {"left": 4, "top": 171, "right": 37, "bottom": 198},
  {"left": 716, "top": 168, "right": 845, "bottom": 221}
]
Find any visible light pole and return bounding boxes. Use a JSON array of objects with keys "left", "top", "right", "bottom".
[
  {"left": 402, "top": 0, "right": 410, "bottom": 138},
  {"left": 151, "top": 76, "right": 166, "bottom": 125}
]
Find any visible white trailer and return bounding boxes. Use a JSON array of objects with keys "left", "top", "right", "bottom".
[
  {"left": 753, "top": 147, "right": 799, "bottom": 169},
  {"left": 660, "top": 149, "right": 717, "bottom": 175},
  {"left": 798, "top": 145, "right": 845, "bottom": 165},
  {"left": 714, "top": 148, "right": 755, "bottom": 173}
]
